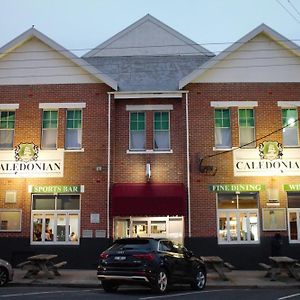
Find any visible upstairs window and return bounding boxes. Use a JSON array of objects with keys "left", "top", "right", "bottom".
[
  {"left": 66, "top": 110, "right": 82, "bottom": 150},
  {"left": 130, "top": 112, "right": 145, "bottom": 150},
  {"left": 154, "top": 111, "right": 170, "bottom": 150},
  {"left": 214, "top": 109, "right": 231, "bottom": 149},
  {"left": 282, "top": 108, "right": 298, "bottom": 147},
  {"left": 0, "top": 111, "right": 15, "bottom": 149},
  {"left": 42, "top": 110, "right": 58, "bottom": 149},
  {"left": 239, "top": 109, "right": 255, "bottom": 148}
]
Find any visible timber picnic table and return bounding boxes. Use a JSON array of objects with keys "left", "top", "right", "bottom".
[
  {"left": 267, "top": 256, "right": 300, "bottom": 281},
  {"left": 200, "top": 256, "right": 234, "bottom": 281},
  {"left": 17, "top": 254, "right": 67, "bottom": 279}
]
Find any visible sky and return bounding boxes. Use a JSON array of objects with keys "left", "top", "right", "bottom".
[{"left": 0, "top": 0, "right": 299, "bottom": 56}]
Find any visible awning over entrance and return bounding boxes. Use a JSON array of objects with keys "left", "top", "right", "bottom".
[{"left": 111, "top": 183, "right": 186, "bottom": 216}]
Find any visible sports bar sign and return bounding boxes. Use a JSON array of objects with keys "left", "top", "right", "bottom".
[
  {"left": 233, "top": 141, "right": 300, "bottom": 177},
  {"left": 0, "top": 143, "right": 64, "bottom": 178}
]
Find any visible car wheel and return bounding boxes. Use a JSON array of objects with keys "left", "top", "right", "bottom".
[
  {"left": 191, "top": 268, "right": 206, "bottom": 290},
  {"left": 0, "top": 267, "right": 8, "bottom": 287},
  {"left": 101, "top": 280, "right": 118, "bottom": 293},
  {"left": 151, "top": 268, "right": 168, "bottom": 294}
]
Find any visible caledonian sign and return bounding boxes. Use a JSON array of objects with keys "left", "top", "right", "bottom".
[
  {"left": 0, "top": 143, "right": 64, "bottom": 178},
  {"left": 233, "top": 141, "right": 300, "bottom": 177}
]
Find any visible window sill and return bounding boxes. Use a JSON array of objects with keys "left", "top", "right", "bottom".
[
  {"left": 64, "top": 148, "right": 84, "bottom": 152},
  {"left": 213, "top": 147, "right": 237, "bottom": 151},
  {"left": 218, "top": 241, "right": 260, "bottom": 245},
  {"left": 30, "top": 241, "right": 80, "bottom": 245},
  {"left": 126, "top": 149, "right": 173, "bottom": 154}
]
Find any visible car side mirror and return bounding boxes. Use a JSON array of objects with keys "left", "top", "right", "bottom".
[{"left": 184, "top": 249, "right": 193, "bottom": 258}]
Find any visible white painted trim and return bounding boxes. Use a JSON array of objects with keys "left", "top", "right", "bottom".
[
  {"left": 126, "top": 105, "right": 173, "bottom": 111},
  {"left": 277, "top": 101, "right": 300, "bottom": 107},
  {"left": 107, "top": 93, "right": 111, "bottom": 238},
  {"left": 64, "top": 148, "right": 85, "bottom": 152},
  {"left": 126, "top": 149, "right": 173, "bottom": 154},
  {"left": 210, "top": 101, "right": 258, "bottom": 108},
  {"left": 0, "top": 104, "right": 19, "bottom": 110},
  {"left": 39, "top": 103, "right": 86, "bottom": 109},
  {"left": 114, "top": 92, "right": 184, "bottom": 99}
]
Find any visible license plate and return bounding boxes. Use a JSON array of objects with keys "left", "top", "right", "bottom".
[{"left": 114, "top": 256, "right": 126, "bottom": 261}]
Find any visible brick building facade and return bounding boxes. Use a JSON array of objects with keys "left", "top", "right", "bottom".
[{"left": 1, "top": 17, "right": 300, "bottom": 269}]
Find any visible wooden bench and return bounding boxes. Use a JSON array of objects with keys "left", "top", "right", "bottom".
[
  {"left": 258, "top": 263, "right": 272, "bottom": 270},
  {"left": 17, "top": 261, "right": 32, "bottom": 268},
  {"left": 224, "top": 262, "right": 235, "bottom": 270},
  {"left": 49, "top": 261, "right": 67, "bottom": 276}
]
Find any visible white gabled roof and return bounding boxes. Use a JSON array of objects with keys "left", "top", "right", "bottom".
[
  {"left": 0, "top": 27, "right": 117, "bottom": 89},
  {"left": 179, "top": 24, "right": 300, "bottom": 88},
  {"left": 83, "top": 14, "right": 214, "bottom": 57}
]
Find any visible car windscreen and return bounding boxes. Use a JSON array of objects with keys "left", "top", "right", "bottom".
[{"left": 109, "top": 240, "right": 153, "bottom": 251}]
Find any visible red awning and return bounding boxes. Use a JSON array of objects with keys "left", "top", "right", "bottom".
[{"left": 111, "top": 183, "right": 186, "bottom": 217}]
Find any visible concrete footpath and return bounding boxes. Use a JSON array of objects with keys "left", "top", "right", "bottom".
[{"left": 9, "top": 269, "right": 300, "bottom": 289}]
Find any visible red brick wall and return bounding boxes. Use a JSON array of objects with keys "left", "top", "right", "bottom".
[
  {"left": 0, "top": 83, "right": 111, "bottom": 237},
  {"left": 187, "top": 82, "right": 300, "bottom": 237},
  {"left": 112, "top": 97, "right": 187, "bottom": 185}
]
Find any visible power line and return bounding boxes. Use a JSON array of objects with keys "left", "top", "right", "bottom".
[
  {"left": 288, "top": 0, "right": 300, "bottom": 18},
  {"left": 276, "top": 0, "right": 300, "bottom": 23}
]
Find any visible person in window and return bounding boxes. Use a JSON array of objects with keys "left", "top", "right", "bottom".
[
  {"left": 45, "top": 229, "right": 53, "bottom": 241},
  {"left": 271, "top": 233, "right": 283, "bottom": 256},
  {"left": 34, "top": 229, "right": 42, "bottom": 241},
  {"left": 70, "top": 232, "right": 78, "bottom": 241}
]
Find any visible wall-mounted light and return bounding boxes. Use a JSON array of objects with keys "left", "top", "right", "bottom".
[{"left": 146, "top": 162, "right": 151, "bottom": 181}]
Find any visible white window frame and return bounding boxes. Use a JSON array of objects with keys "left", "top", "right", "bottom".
[
  {"left": 31, "top": 194, "right": 80, "bottom": 245},
  {"left": 216, "top": 193, "right": 260, "bottom": 244},
  {"left": 153, "top": 111, "right": 170, "bottom": 151},
  {"left": 65, "top": 109, "right": 83, "bottom": 150},
  {"left": 0, "top": 209, "right": 22, "bottom": 232},
  {"left": 41, "top": 110, "right": 58, "bottom": 150},
  {"left": 288, "top": 209, "right": 300, "bottom": 243},
  {"left": 214, "top": 108, "right": 232, "bottom": 150},
  {"left": 281, "top": 108, "right": 299, "bottom": 147},
  {"left": 238, "top": 108, "right": 255, "bottom": 148},
  {"left": 0, "top": 110, "right": 16, "bottom": 150},
  {"left": 129, "top": 111, "right": 146, "bottom": 151}
]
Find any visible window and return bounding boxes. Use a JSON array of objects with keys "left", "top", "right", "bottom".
[
  {"left": 287, "top": 192, "right": 300, "bottom": 243},
  {"left": 130, "top": 112, "right": 145, "bottom": 150},
  {"left": 217, "top": 193, "right": 259, "bottom": 244},
  {"left": 31, "top": 194, "right": 80, "bottom": 244},
  {"left": 154, "top": 112, "right": 170, "bottom": 150},
  {"left": 42, "top": 110, "right": 58, "bottom": 149},
  {"left": 282, "top": 108, "right": 298, "bottom": 146},
  {"left": 214, "top": 109, "right": 231, "bottom": 149},
  {"left": 66, "top": 110, "right": 82, "bottom": 150},
  {"left": 0, "top": 210, "right": 21, "bottom": 231},
  {"left": 239, "top": 109, "right": 255, "bottom": 148},
  {"left": 0, "top": 111, "right": 15, "bottom": 149}
]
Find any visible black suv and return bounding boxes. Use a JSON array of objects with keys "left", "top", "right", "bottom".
[{"left": 97, "top": 238, "right": 206, "bottom": 293}]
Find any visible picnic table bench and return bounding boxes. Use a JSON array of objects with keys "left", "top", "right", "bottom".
[
  {"left": 17, "top": 254, "right": 67, "bottom": 279},
  {"left": 201, "top": 256, "right": 235, "bottom": 281},
  {"left": 259, "top": 256, "right": 300, "bottom": 281}
]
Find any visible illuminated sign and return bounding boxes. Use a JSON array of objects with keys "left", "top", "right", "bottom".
[
  {"left": 209, "top": 184, "right": 265, "bottom": 192},
  {"left": 233, "top": 142, "right": 300, "bottom": 177},
  {"left": 30, "top": 185, "right": 82, "bottom": 193},
  {"left": 0, "top": 143, "right": 64, "bottom": 178}
]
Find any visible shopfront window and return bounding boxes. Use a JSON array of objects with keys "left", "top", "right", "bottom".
[
  {"left": 31, "top": 194, "right": 80, "bottom": 244},
  {"left": 113, "top": 216, "right": 183, "bottom": 244},
  {"left": 288, "top": 192, "right": 300, "bottom": 242},
  {"left": 214, "top": 109, "right": 231, "bottom": 149},
  {"left": 0, "top": 209, "right": 21, "bottom": 232},
  {"left": 217, "top": 193, "right": 259, "bottom": 244}
]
